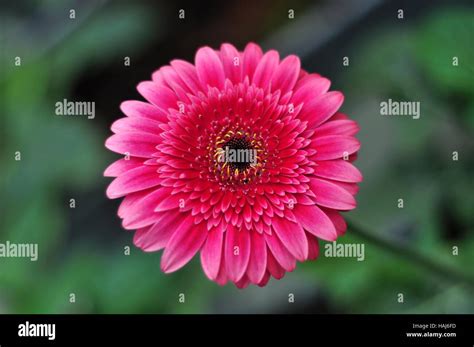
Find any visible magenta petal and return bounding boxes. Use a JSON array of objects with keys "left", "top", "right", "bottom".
[
  {"left": 104, "top": 158, "right": 143, "bottom": 177},
  {"left": 257, "top": 271, "right": 271, "bottom": 287},
  {"left": 106, "top": 165, "right": 161, "bottom": 199},
  {"left": 310, "top": 177, "right": 356, "bottom": 210},
  {"left": 266, "top": 249, "right": 286, "bottom": 279},
  {"left": 225, "top": 226, "right": 251, "bottom": 282},
  {"left": 122, "top": 188, "right": 172, "bottom": 229},
  {"left": 154, "top": 193, "right": 186, "bottom": 212},
  {"left": 200, "top": 227, "right": 224, "bottom": 280},
  {"left": 330, "top": 180, "right": 359, "bottom": 195},
  {"left": 272, "top": 218, "right": 308, "bottom": 261},
  {"left": 158, "top": 65, "right": 192, "bottom": 94},
  {"left": 161, "top": 216, "right": 207, "bottom": 273},
  {"left": 133, "top": 226, "right": 152, "bottom": 249},
  {"left": 151, "top": 67, "right": 164, "bottom": 85},
  {"left": 315, "top": 160, "right": 363, "bottom": 183},
  {"left": 235, "top": 275, "right": 250, "bottom": 289},
  {"left": 134, "top": 212, "right": 181, "bottom": 252},
  {"left": 292, "top": 74, "right": 331, "bottom": 105},
  {"left": 111, "top": 117, "right": 163, "bottom": 135},
  {"left": 321, "top": 208, "right": 347, "bottom": 236},
  {"left": 117, "top": 189, "right": 151, "bottom": 219},
  {"left": 170, "top": 59, "right": 203, "bottom": 93},
  {"left": 306, "top": 233, "right": 320, "bottom": 260},
  {"left": 220, "top": 191, "right": 233, "bottom": 213},
  {"left": 328, "top": 112, "right": 349, "bottom": 121},
  {"left": 242, "top": 42, "right": 263, "bottom": 80},
  {"left": 300, "top": 91, "right": 344, "bottom": 129},
  {"left": 311, "top": 135, "right": 360, "bottom": 161},
  {"left": 246, "top": 231, "right": 267, "bottom": 284},
  {"left": 120, "top": 100, "right": 168, "bottom": 123},
  {"left": 155, "top": 67, "right": 191, "bottom": 104},
  {"left": 195, "top": 47, "right": 226, "bottom": 89},
  {"left": 105, "top": 132, "right": 161, "bottom": 158},
  {"left": 293, "top": 204, "right": 337, "bottom": 241},
  {"left": 219, "top": 43, "right": 242, "bottom": 84},
  {"left": 137, "top": 82, "right": 178, "bottom": 111},
  {"left": 316, "top": 119, "right": 359, "bottom": 136},
  {"left": 265, "top": 232, "right": 296, "bottom": 272},
  {"left": 252, "top": 50, "right": 279, "bottom": 88},
  {"left": 215, "top": 246, "right": 228, "bottom": 286},
  {"left": 271, "top": 55, "right": 301, "bottom": 95}
]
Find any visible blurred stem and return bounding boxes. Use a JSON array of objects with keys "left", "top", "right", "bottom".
[{"left": 347, "top": 220, "right": 474, "bottom": 289}]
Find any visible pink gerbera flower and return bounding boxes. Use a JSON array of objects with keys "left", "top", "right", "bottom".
[{"left": 104, "top": 43, "right": 362, "bottom": 288}]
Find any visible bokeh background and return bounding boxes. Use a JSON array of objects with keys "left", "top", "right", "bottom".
[{"left": 1, "top": 0, "right": 473, "bottom": 314}]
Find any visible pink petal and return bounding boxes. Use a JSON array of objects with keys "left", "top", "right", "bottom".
[
  {"left": 265, "top": 232, "right": 296, "bottom": 272},
  {"left": 220, "top": 191, "right": 233, "bottom": 212},
  {"left": 105, "top": 132, "right": 161, "bottom": 158},
  {"left": 311, "top": 135, "right": 360, "bottom": 161},
  {"left": 292, "top": 74, "right": 331, "bottom": 105},
  {"left": 170, "top": 59, "right": 203, "bottom": 93},
  {"left": 153, "top": 66, "right": 176, "bottom": 87},
  {"left": 242, "top": 42, "right": 263, "bottom": 80},
  {"left": 161, "top": 216, "right": 207, "bottom": 273},
  {"left": 120, "top": 101, "right": 168, "bottom": 123},
  {"left": 235, "top": 275, "right": 250, "bottom": 289},
  {"left": 219, "top": 43, "right": 242, "bottom": 84},
  {"left": 215, "top": 247, "right": 228, "bottom": 286},
  {"left": 293, "top": 204, "right": 337, "bottom": 241},
  {"left": 158, "top": 66, "right": 193, "bottom": 101},
  {"left": 243, "top": 203, "right": 252, "bottom": 223},
  {"left": 200, "top": 227, "right": 224, "bottom": 280},
  {"left": 117, "top": 189, "right": 151, "bottom": 219},
  {"left": 299, "top": 69, "right": 309, "bottom": 79},
  {"left": 104, "top": 158, "right": 143, "bottom": 177},
  {"left": 321, "top": 208, "right": 347, "bottom": 236},
  {"left": 310, "top": 177, "right": 356, "bottom": 210},
  {"left": 266, "top": 249, "right": 286, "bottom": 279},
  {"left": 316, "top": 119, "right": 359, "bottom": 136},
  {"left": 246, "top": 230, "right": 267, "bottom": 284},
  {"left": 306, "top": 233, "right": 320, "bottom": 260},
  {"left": 137, "top": 82, "right": 178, "bottom": 112},
  {"left": 154, "top": 193, "right": 187, "bottom": 212},
  {"left": 300, "top": 91, "right": 344, "bottom": 129},
  {"left": 252, "top": 50, "right": 279, "bottom": 88},
  {"left": 195, "top": 46, "right": 226, "bottom": 89},
  {"left": 271, "top": 55, "right": 301, "bottom": 95},
  {"left": 111, "top": 117, "right": 162, "bottom": 135},
  {"left": 328, "top": 112, "right": 349, "bottom": 121},
  {"left": 257, "top": 271, "right": 271, "bottom": 287},
  {"left": 106, "top": 165, "right": 161, "bottom": 199},
  {"left": 225, "top": 226, "right": 251, "bottom": 282},
  {"left": 272, "top": 218, "right": 308, "bottom": 261},
  {"left": 314, "top": 160, "right": 362, "bottom": 183},
  {"left": 133, "top": 226, "right": 152, "bottom": 248},
  {"left": 330, "top": 180, "right": 359, "bottom": 195},
  {"left": 121, "top": 188, "right": 172, "bottom": 229},
  {"left": 133, "top": 211, "right": 182, "bottom": 252},
  {"left": 151, "top": 68, "right": 164, "bottom": 85}
]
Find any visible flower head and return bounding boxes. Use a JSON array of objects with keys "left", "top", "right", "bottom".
[{"left": 105, "top": 43, "right": 362, "bottom": 288}]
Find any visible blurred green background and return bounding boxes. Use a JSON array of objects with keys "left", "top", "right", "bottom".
[{"left": 1, "top": 0, "right": 473, "bottom": 313}]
